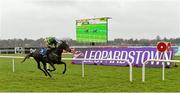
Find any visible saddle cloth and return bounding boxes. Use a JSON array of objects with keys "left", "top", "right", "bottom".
[{"left": 39, "top": 48, "right": 48, "bottom": 56}]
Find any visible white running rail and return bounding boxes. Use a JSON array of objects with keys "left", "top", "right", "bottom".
[
  {"left": 0, "top": 56, "right": 133, "bottom": 82},
  {"left": 142, "top": 59, "right": 180, "bottom": 82}
]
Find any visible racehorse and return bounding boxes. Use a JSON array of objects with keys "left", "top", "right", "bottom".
[{"left": 21, "top": 40, "right": 72, "bottom": 77}]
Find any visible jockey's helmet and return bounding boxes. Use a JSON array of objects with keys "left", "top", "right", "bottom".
[{"left": 45, "top": 37, "right": 54, "bottom": 45}]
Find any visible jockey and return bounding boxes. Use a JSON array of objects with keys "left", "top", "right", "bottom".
[
  {"left": 45, "top": 37, "right": 60, "bottom": 48},
  {"left": 43, "top": 37, "right": 60, "bottom": 58},
  {"left": 44, "top": 37, "right": 60, "bottom": 71}
]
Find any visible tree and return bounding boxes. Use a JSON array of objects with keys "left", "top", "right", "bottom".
[{"left": 156, "top": 35, "right": 161, "bottom": 41}]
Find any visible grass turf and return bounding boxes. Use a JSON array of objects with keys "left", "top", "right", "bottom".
[{"left": 0, "top": 54, "right": 180, "bottom": 92}]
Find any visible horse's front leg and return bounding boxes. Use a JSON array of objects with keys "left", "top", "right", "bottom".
[{"left": 58, "top": 61, "right": 66, "bottom": 74}]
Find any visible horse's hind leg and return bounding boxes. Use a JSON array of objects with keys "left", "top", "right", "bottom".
[
  {"left": 36, "top": 60, "right": 47, "bottom": 76},
  {"left": 42, "top": 62, "right": 52, "bottom": 77}
]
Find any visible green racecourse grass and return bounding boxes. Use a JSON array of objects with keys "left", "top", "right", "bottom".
[{"left": 0, "top": 54, "right": 180, "bottom": 92}]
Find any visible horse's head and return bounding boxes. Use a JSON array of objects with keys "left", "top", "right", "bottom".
[{"left": 57, "top": 40, "right": 71, "bottom": 52}]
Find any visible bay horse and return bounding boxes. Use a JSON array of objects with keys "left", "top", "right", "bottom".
[{"left": 21, "top": 41, "right": 72, "bottom": 77}]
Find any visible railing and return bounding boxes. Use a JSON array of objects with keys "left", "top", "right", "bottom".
[
  {"left": 0, "top": 56, "right": 133, "bottom": 82},
  {"left": 142, "top": 59, "right": 180, "bottom": 82}
]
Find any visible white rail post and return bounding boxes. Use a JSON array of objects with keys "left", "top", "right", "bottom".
[
  {"left": 129, "top": 62, "right": 132, "bottom": 82},
  {"left": 82, "top": 60, "right": 84, "bottom": 78},
  {"left": 80, "top": 59, "right": 133, "bottom": 82},
  {"left": 12, "top": 58, "right": 15, "bottom": 72},
  {"left": 162, "top": 62, "right": 165, "bottom": 80},
  {"left": 142, "top": 62, "right": 145, "bottom": 82},
  {"left": 162, "top": 52, "right": 169, "bottom": 81}
]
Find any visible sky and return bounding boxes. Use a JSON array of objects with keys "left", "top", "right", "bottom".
[{"left": 0, "top": 0, "right": 180, "bottom": 40}]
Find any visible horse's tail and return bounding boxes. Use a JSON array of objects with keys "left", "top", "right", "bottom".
[{"left": 21, "top": 53, "right": 33, "bottom": 63}]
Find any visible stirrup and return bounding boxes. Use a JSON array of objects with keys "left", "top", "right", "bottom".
[{"left": 43, "top": 55, "right": 47, "bottom": 58}]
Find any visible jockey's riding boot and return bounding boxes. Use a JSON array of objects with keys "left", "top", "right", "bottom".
[{"left": 43, "top": 49, "right": 50, "bottom": 58}]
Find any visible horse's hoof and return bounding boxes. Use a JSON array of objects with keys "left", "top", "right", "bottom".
[
  {"left": 62, "top": 72, "right": 66, "bottom": 74},
  {"left": 48, "top": 75, "right": 52, "bottom": 77},
  {"left": 165, "top": 66, "right": 170, "bottom": 68}
]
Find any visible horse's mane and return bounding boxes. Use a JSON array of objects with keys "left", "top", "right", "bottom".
[
  {"left": 56, "top": 40, "right": 67, "bottom": 47},
  {"left": 60, "top": 40, "right": 66, "bottom": 43}
]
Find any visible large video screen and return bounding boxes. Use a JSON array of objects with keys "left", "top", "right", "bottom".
[{"left": 76, "top": 17, "right": 109, "bottom": 43}]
